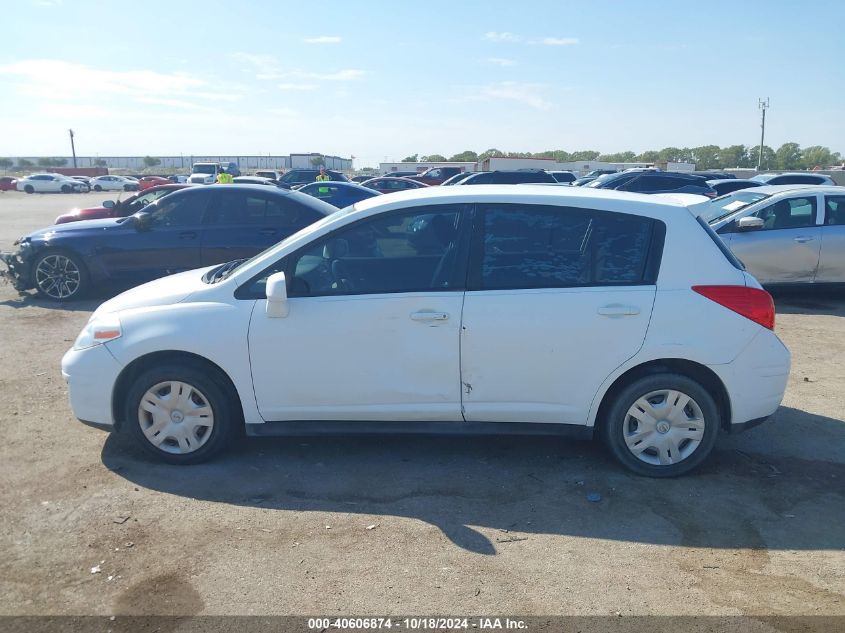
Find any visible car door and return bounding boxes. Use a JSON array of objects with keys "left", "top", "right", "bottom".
[
  {"left": 461, "top": 203, "right": 660, "bottom": 425},
  {"left": 200, "top": 190, "right": 322, "bottom": 264},
  {"left": 96, "top": 189, "right": 210, "bottom": 282},
  {"left": 816, "top": 194, "right": 845, "bottom": 283},
  {"left": 723, "top": 194, "right": 822, "bottom": 283},
  {"left": 245, "top": 204, "right": 469, "bottom": 422}
]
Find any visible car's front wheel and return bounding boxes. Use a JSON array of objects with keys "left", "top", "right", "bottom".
[
  {"left": 32, "top": 250, "right": 89, "bottom": 301},
  {"left": 93, "top": 185, "right": 102, "bottom": 192},
  {"left": 124, "top": 364, "right": 238, "bottom": 464},
  {"left": 24, "top": 185, "right": 34, "bottom": 194},
  {"left": 61, "top": 184, "right": 72, "bottom": 193},
  {"left": 603, "top": 373, "right": 719, "bottom": 477}
]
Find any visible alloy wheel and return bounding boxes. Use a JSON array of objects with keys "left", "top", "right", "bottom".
[
  {"left": 622, "top": 389, "right": 705, "bottom": 466},
  {"left": 34, "top": 254, "right": 81, "bottom": 299},
  {"left": 137, "top": 381, "right": 215, "bottom": 455}
]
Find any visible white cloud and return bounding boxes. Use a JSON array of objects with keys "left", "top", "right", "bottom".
[
  {"left": 484, "top": 31, "right": 521, "bottom": 43},
  {"left": 487, "top": 57, "right": 517, "bottom": 67},
  {"left": 453, "top": 81, "right": 552, "bottom": 111},
  {"left": 277, "top": 83, "right": 317, "bottom": 91},
  {"left": 0, "top": 59, "right": 242, "bottom": 106},
  {"left": 231, "top": 52, "right": 364, "bottom": 82},
  {"left": 541, "top": 37, "right": 579, "bottom": 46},
  {"left": 304, "top": 36, "right": 342, "bottom": 44}
]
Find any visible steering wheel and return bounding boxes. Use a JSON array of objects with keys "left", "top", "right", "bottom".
[{"left": 330, "top": 259, "right": 356, "bottom": 292}]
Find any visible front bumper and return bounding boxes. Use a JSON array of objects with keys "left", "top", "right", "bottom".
[
  {"left": 0, "top": 248, "right": 35, "bottom": 291},
  {"left": 62, "top": 344, "right": 124, "bottom": 427}
]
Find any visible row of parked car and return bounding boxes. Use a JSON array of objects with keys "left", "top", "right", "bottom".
[{"left": 0, "top": 173, "right": 143, "bottom": 194}]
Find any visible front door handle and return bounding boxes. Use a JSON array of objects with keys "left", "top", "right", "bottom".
[
  {"left": 597, "top": 304, "right": 640, "bottom": 317},
  {"left": 793, "top": 236, "right": 815, "bottom": 243},
  {"left": 179, "top": 231, "right": 198, "bottom": 240},
  {"left": 410, "top": 311, "right": 449, "bottom": 322}
]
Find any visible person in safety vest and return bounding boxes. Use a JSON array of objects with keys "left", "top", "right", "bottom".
[
  {"left": 316, "top": 167, "right": 330, "bottom": 193},
  {"left": 216, "top": 167, "right": 234, "bottom": 184}
]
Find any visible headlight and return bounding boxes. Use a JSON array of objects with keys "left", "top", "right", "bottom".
[{"left": 73, "top": 314, "right": 123, "bottom": 350}]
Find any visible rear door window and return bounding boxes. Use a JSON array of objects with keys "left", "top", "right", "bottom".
[
  {"left": 824, "top": 196, "right": 845, "bottom": 226},
  {"left": 470, "top": 204, "right": 661, "bottom": 289}
]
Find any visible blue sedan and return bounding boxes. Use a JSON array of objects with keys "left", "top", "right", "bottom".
[
  {"left": 297, "top": 181, "right": 382, "bottom": 208},
  {"left": 0, "top": 185, "right": 335, "bottom": 301}
]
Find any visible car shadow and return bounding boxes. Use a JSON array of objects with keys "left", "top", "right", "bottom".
[
  {"left": 0, "top": 283, "right": 127, "bottom": 311},
  {"left": 100, "top": 406, "right": 845, "bottom": 556},
  {"left": 772, "top": 287, "right": 845, "bottom": 317}
]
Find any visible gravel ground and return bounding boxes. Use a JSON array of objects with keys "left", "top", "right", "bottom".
[{"left": 0, "top": 190, "right": 843, "bottom": 618}]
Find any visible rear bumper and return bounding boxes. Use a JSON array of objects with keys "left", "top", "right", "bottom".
[{"left": 710, "top": 329, "right": 791, "bottom": 427}]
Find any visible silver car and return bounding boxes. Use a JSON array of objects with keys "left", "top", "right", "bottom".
[{"left": 704, "top": 185, "right": 845, "bottom": 285}]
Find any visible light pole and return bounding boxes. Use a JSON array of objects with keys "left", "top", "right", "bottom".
[
  {"left": 757, "top": 98, "right": 769, "bottom": 171},
  {"left": 68, "top": 129, "right": 77, "bottom": 168}
]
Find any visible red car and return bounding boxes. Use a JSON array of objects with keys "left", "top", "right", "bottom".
[
  {"left": 138, "top": 176, "right": 172, "bottom": 191},
  {"left": 0, "top": 177, "right": 17, "bottom": 192},
  {"left": 53, "top": 184, "right": 189, "bottom": 224},
  {"left": 406, "top": 166, "right": 465, "bottom": 186},
  {"left": 360, "top": 177, "right": 430, "bottom": 194}
]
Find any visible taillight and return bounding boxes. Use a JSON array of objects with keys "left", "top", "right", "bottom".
[
  {"left": 703, "top": 191, "right": 718, "bottom": 198},
  {"left": 692, "top": 285, "right": 775, "bottom": 330}
]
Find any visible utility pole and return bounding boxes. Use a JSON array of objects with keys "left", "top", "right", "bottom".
[
  {"left": 68, "top": 129, "right": 78, "bottom": 168},
  {"left": 757, "top": 98, "right": 769, "bottom": 171}
]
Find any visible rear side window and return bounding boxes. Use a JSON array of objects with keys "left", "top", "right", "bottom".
[
  {"left": 824, "top": 196, "right": 845, "bottom": 226},
  {"left": 696, "top": 216, "right": 744, "bottom": 270},
  {"left": 470, "top": 205, "right": 662, "bottom": 290}
]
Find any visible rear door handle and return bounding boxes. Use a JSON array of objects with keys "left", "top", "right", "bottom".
[
  {"left": 179, "top": 231, "right": 197, "bottom": 240},
  {"left": 793, "top": 236, "right": 815, "bottom": 243},
  {"left": 597, "top": 304, "right": 640, "bottom": 317},
  {"left": 410, "top": 311, "right": 449, "bottom": 322}
]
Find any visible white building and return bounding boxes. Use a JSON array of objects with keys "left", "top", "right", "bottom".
[{"left": 380, "top": 161, "right": 477, "bottom": 175}]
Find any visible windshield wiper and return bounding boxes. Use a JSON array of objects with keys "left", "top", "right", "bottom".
[{"left": 206, "top": 258, "right": 247, "bottom": 284}]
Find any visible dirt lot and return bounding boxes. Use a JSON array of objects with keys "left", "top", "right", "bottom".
[{"left": 0, "top": 190, "right": 843, "bottom": 618}]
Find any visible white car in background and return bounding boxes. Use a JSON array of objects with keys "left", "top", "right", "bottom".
[
  {"left": 89, "top": 175, "right": 139, "bottom": 192},
  {"left": 61, "top": 186, "right": 790, "bottom": 477},
  {"left": 16, "top": 173, "right": 89, "bottom": 194}
]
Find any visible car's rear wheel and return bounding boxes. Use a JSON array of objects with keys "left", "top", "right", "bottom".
[
  {"left": 124, "top": 184, "right": 133, "bottom": 192},
  {"left": 124, "top": 364, "right": 238, "bottom": 464},
  {"left": 93, "top": 185, "right": 102, "bottom": 192},
  {"left": 32, "top": 250, "right": 89, "bottom": 301},
  {"left": 24, "top": 185, "right": 34, "bottom": 194},
  {"left": 603, "top": 373, "right": 719, "bottom": 477}
]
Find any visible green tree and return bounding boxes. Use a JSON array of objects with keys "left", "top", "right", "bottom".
[
  {"left": 420, "top": 154, "right": 447, "bottom": 162},
  {"left": 717, "top": 145, "right": 749, "bottom": 168},
  {"left": 598, "top": 151, "right": 636, "bottom": 163},
  {"left": 636, "top": 150, "right": 659, "bottom": 163},
  {"left": 570, "top": 150, "right": 600, "bottom": 161},
  {"left": 142, "top": 155, "right": 162, "bottom": 168},
  {"left": 309, "top": 156, "right": 326, "bottom": 167},
  {"left": 753, "top": 145, "right": 775, "bottom": 170},
  {"left": 448, "top": 150, "right": 479, "bottom": 162},
  {"left": 690, "top": 145, "right": 721, "bottom": 170},
  {"left": 478, "top": 148, "right": 504, "bottom": 161},
  {"left": 18, "top": 158, "right": 34, "bottom": 168},
  {"left": 0, "top": 158, "right": 13, "bottom": 172},
  {"left": 774, "top": 142, "right": 801, "bottom": 170},
  {"left": 800, "top": 145, "right": 836, "bottom": 170},
  {"left": 93, "top": 159, "right": 107, "bottom": 167},
  {"left": 401, "top": 154, "right": 419, "bottom": 163}
]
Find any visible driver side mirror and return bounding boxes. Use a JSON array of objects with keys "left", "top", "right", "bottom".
[
  {"left": 737, "top": 216, "right": 764, "bottom": 231},
  {"left": 102, "top": 200, "right": 115, "bottom": 209},
  {"left": 134, "top": 211, "right": 152, "bottom": 231},
  {"left": 265, "top": 271, "right": 289, "bottom": 318}
]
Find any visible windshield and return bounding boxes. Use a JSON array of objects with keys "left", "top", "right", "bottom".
[
  {"left": 192, "top": 164, "right": 217, "bottom": 175},
  {"left": 700, "top": 190, "right": 771, "bottom": 223},
  {"left": 584, "top": 173, "right": 619, "bottom": 188}
]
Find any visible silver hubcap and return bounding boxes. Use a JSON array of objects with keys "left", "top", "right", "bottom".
[
  {"left": 35, "top": 255, "right": 80, "bottom": 299},
  {"left": 623, "top": 389, "right": 705, "bottom": 466},
  {"left": 138, "top": 381, "right": 214, "bottom": 455}
]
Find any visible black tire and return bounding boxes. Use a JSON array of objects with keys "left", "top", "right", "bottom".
[
  {"left": 123, "top": 363, "right": 239, "bottom": 465},
  {"left": 602, "top": 373, "right": 720, "bottom": 477},
  {"left": 31, "top": 249, "right": 90, "bottom": 301},
  {"left": 93, "top": 185, "right": 102, "bottom": 192},
  {"left": 124, "top": 184, "right": 133, "bottom": 192},
  {"left": 61, "top": 184, "right": 72, "bottom": 193},
  {"left": 24, "top": 185, "right": 34, "bottom": 194}
]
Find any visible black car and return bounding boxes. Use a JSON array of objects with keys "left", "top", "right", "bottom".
[
  {"left": 276, "top": 169, "right": 349, "bottom": 188},
  {"left": 458, "top": 170, "right": 558, "bottom": 185},
  {"left": 0, "top": 185, "right": 335, "bottom": 301},
  {"left": 548, "top": 171, "right": 577, "bottom": 184},
  {"left": 441, "top": 172, "right": 476, "bottom": 186},
  {"left": 585, "top": 172, "right": 718, "bottom": 197},
  {"left": 705, "top": 179, "right": 764, "bottom": 196}
]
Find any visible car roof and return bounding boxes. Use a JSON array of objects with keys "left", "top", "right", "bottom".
[
  {"left": 744, "top": 184, "right": 843, "bottom": 194},
  {"left": 705, "top": 178, "right": 761, "bottom": 184},
  {"left": 351, "top": 184, "right": 697, "bottom": 214}
]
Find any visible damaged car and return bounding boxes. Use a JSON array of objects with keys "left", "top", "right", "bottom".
[{"left": 1, "top": 184, "right": 334, "bottom": 301}]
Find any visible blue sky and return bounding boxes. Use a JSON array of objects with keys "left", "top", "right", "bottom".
[{"left": 2, "top": 0, "right": 844, "bottom": 168}]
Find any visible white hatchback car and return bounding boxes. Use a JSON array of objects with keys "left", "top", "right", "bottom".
[{"left": 62, "top": 186, "right": 790, "bottom": 476}]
